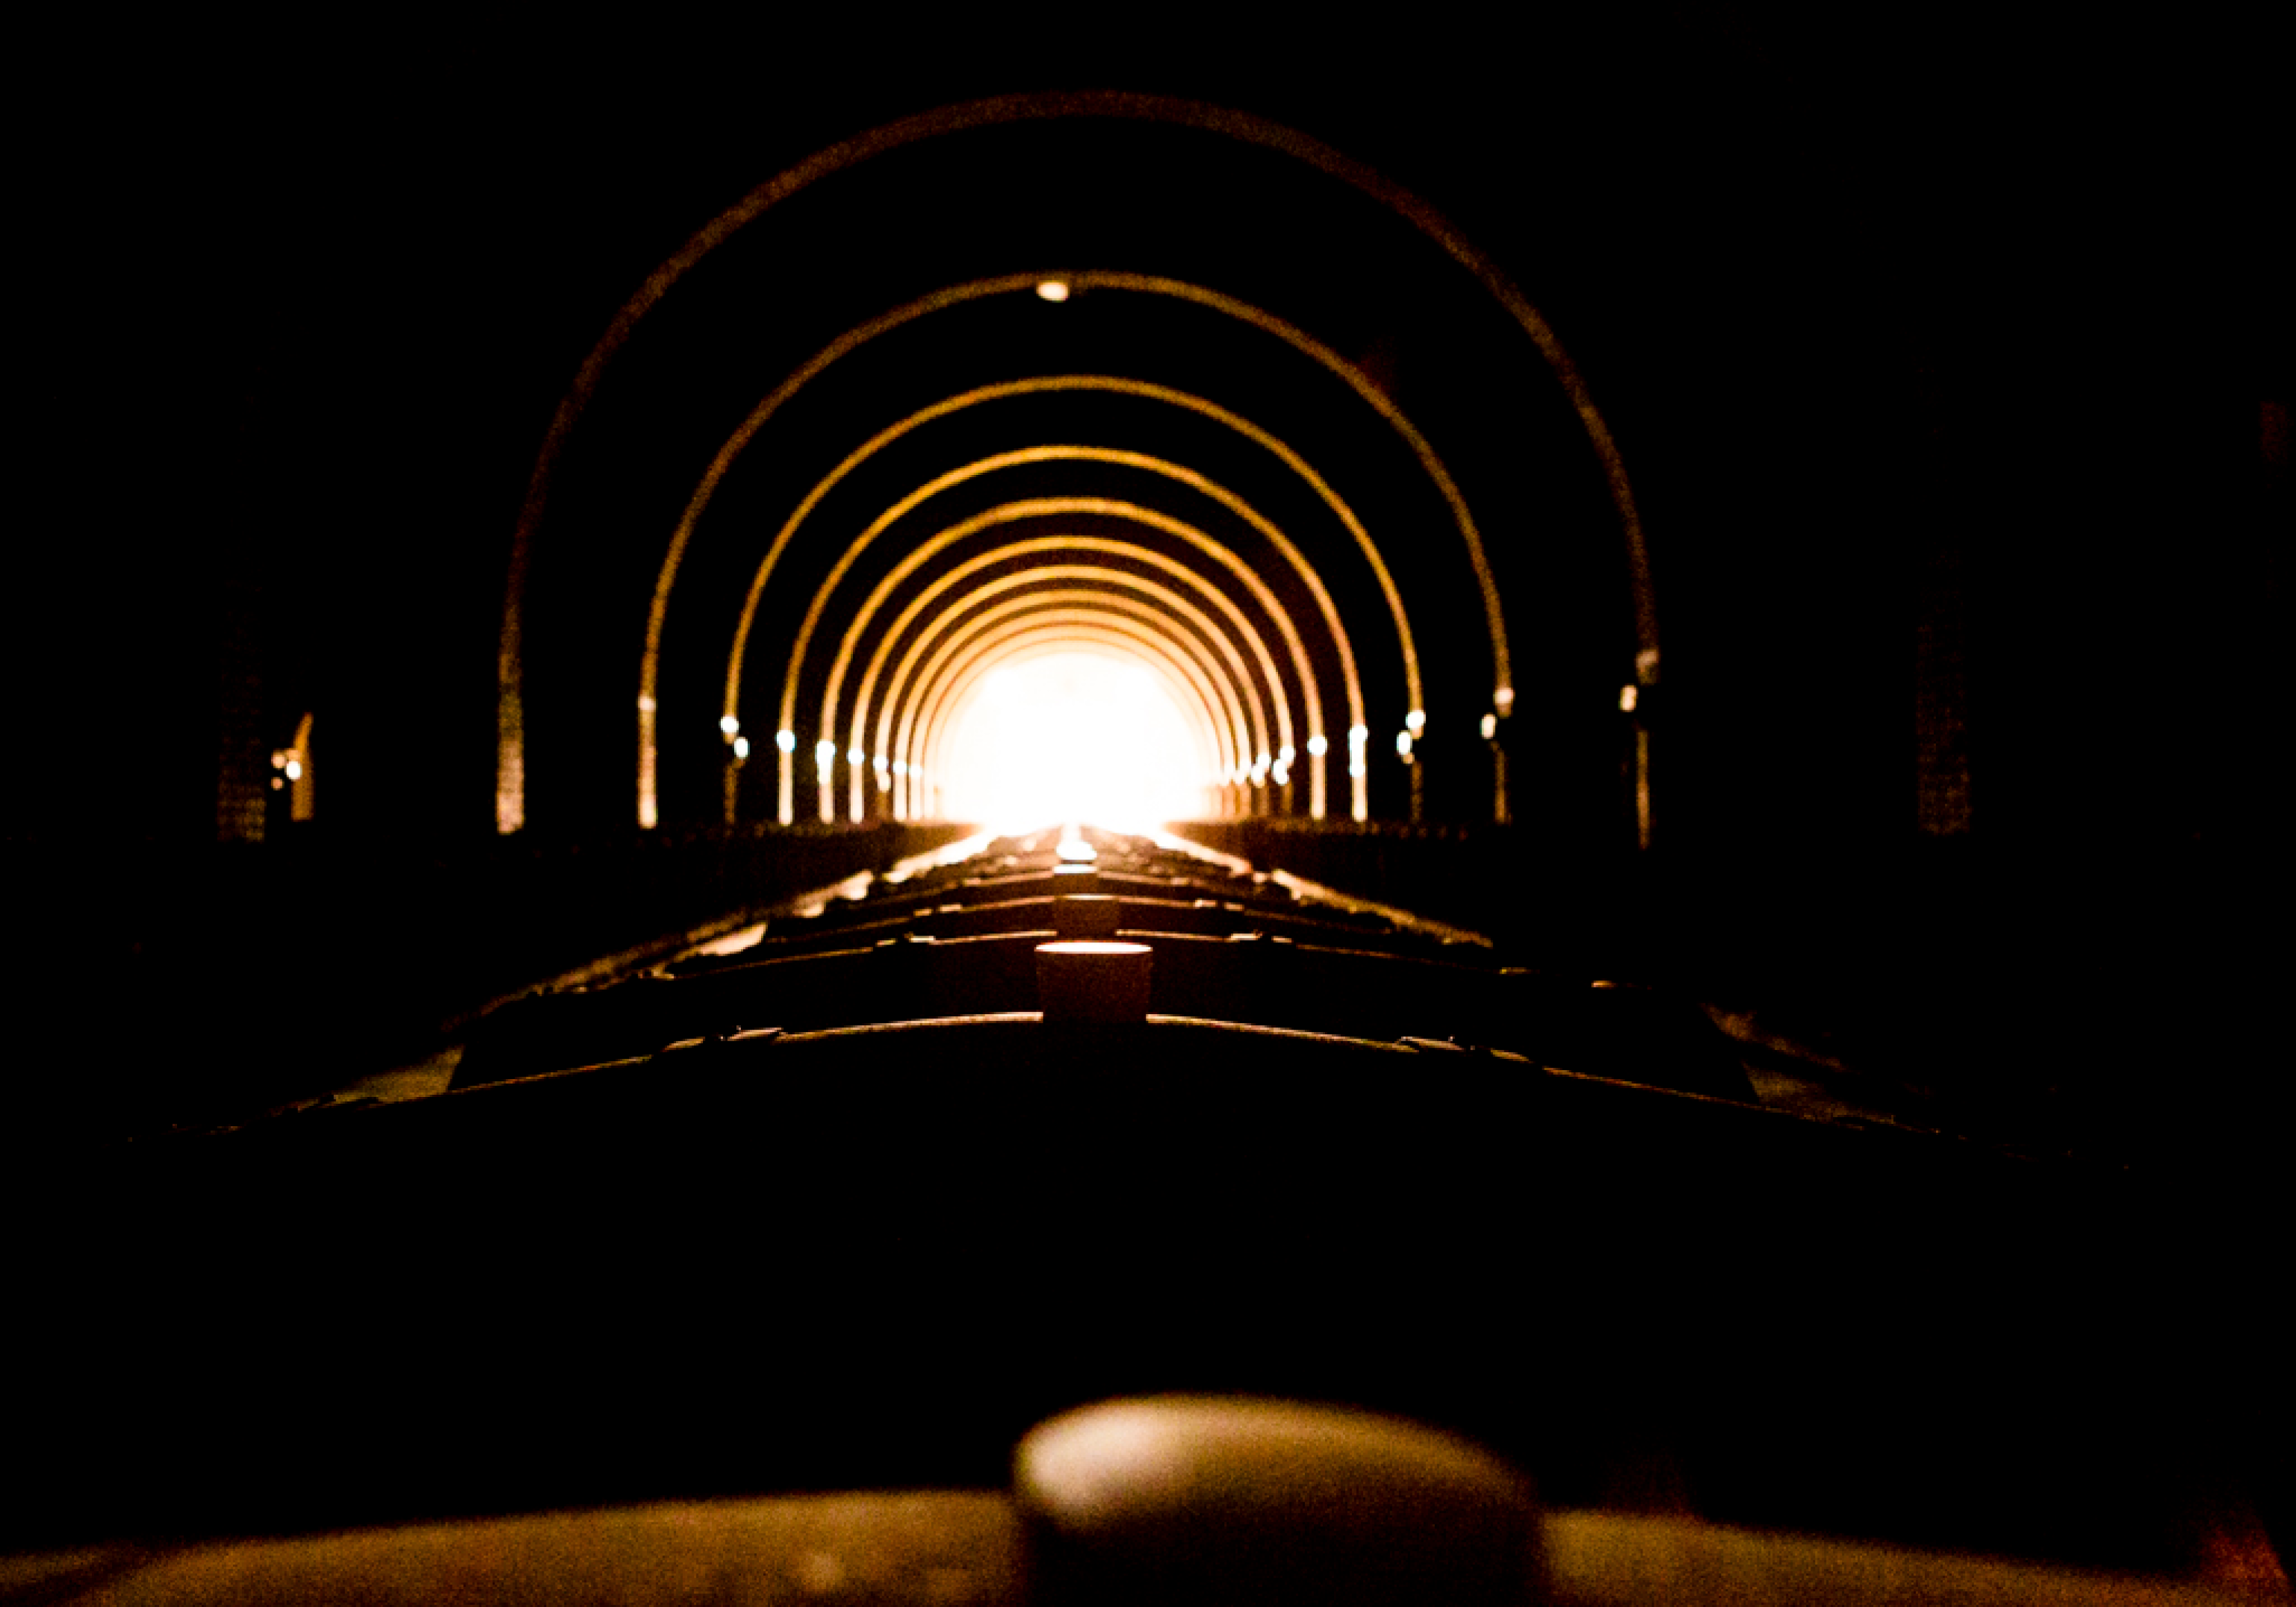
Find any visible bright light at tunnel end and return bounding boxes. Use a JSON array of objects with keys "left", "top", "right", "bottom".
[{"left": 935, "top": 654, "right": 1205, "bottom": 835}]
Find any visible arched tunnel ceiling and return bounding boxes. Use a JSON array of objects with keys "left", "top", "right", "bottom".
[{"left": 507, "top": 94, "right": 1654, "bottom": 837}]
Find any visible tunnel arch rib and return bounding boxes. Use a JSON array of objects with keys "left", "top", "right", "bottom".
[
  {"left": 846, "top": 565, "right": 1283, "bottom": 823},
  {"left": 631, "top": 272, "right": 1463, "bottom": 832},
  {"left": 856, "top": 537, "right": 1303, "bottom": 821},
  {"left": 784, "top": 448, "right": 1357, "bottom": 824},
  {"left": 771, "top": 497, "right": 1335, "bottom": 821},
  {"left": 505, "top": 92, "right": 1653, "bottom": 836}
]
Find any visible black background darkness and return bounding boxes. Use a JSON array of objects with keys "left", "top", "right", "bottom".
[
  {"left": 2, "top": 5, "right": 2290, "bottom": 1576},
  {"left": 12, "top": 18, "right": 2288, "bottom": 1164}
]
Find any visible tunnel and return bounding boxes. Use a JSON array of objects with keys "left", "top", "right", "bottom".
[
  {"left": 498, "top": 99, "right": 1648, "bottom": 846},
  {"left": 9, "top": 19, "right": 2288, "bottom": 1601}
]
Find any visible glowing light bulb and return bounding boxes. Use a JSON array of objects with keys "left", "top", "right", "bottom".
[
  {"left": 1406, "top": 709, "right": 1425, "bottom": 733},
  {"left": 1480, "top": 712, "right": 1498, "bottom": 740},
  {"left": 284, "top": 759, "right": 302, "bottom": 781},
  {"left": 1036, "top": 279, "right": 1070, "bottom": 302},
  {"left": 1306, "top": 734, "right": 1329, "bottom": 756},
  {"left": 816, "top": 739, "right": 836, "bottom": 771},
  {"left": 1619, "top": 685, "right": 1639, "bottom": 712},
  {"left": 719, "top": 715, "right": 740, "bottom": 736},
  {"left": 775, "top": 730, "right": 797, "bottom": 753},
  {"left": 732, "top": 736, "right": 750, "bottom": 760},
  {"left": 1394, "top": 730, "right": 1412, "bottom": 757}
]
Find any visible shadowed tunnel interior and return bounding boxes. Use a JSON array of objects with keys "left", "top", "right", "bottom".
[{"left": 7, "top": 16, "right": 2288, "bottom": 1598}]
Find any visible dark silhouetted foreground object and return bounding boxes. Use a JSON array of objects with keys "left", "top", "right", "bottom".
[
  {"left": 1017, "top": 1396, "right": 1539, "bottom": 1607},
  {"left": 22, "top": 1399, "right": 2280, "bottom": 1605}
]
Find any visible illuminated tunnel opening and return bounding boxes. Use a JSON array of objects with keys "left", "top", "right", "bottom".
[
  {"left": 503, "top": 93, "right": 1657, "bottom": 846},
  {"left": 932, "top": 651, "right": 1208, "bottom": 833}
]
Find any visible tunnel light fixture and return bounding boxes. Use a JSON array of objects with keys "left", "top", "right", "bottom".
[
  {"left": 638, "top": 695, "right": 657, "bottom": 713},
  {"left": 1395, "top": 730, "right": 1412, "bottom": 758},
  {"left": 1619, "top": 685, "right": 1639, "bottom": 713},
  {"left": 719, "top": 715, "right": 740, "bottom": 736},
  {"left": 776, "top": 729, "right": 797, "bottom": 753},
  {"left": 1405, "top": 709, "right": 1425, "bottom": 733},
  {"left": 732, "top": 736, "right": 750, "bottom": 760},
  {"left": 1349, "top": 759, "right": 1367, "bottom": 779},
  {"left": 1480, "top": 712, "right": 1498, "bottom": 740},
  {"left": 893, "top": 759, "right": 907, "bottom": 776},
  {"left": 1035, "top": 279, "right": 1070, "bottom": 302},
  {"left": 1278, "top": 745, "right": 1295, "bottom": 764},
  {"left": 1305, "top": 734, "right": 1328, "bottom": 757},
  {"left": 848, "top": 745, "right": 864, "bottom": 765},
  {"left": 284, "top": 759, "right": 303, "bottom": 782},
  {"left": 1347, "top": 725, "right": 1368, "bottom": 742},
  {"left": 1493, "top": 686, "right": 1515, "bottom": 712},
  {"left": 816, "top": 739, "right": 837, "bottom": 771}
]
